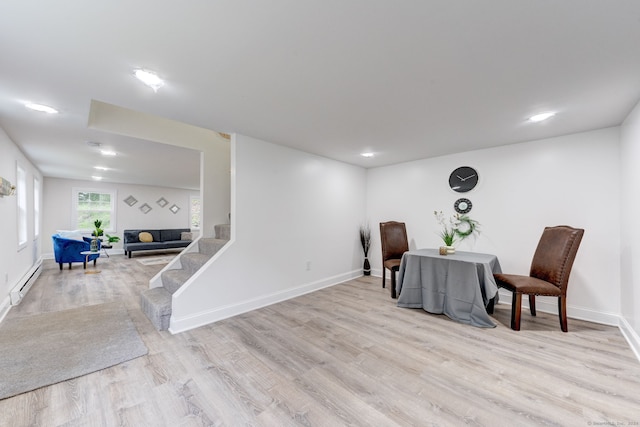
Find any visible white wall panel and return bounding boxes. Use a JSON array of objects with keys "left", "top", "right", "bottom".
[
  {"left": 0, "top": 126, "right": 43, "bottom": 318},
  {"left": 367, "top": 127, "right": 621, "bottom": 322},
  {"left": 621, "top": 99, "right": 640, "bottom": 343},
  {"left": 171, "top": 135, "right": 366, "bottom": 332}
]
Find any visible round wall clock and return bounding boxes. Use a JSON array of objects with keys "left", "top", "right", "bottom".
[
  {"left": 449, "top": 166, "right": 478, "bottom": 193},
  {"left": 454, "top": 198, "right": 472, "bottom": 214}
]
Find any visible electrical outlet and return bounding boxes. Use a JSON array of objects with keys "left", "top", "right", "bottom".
[{"left": 306, "top": 261, "right": 311, "bottom": 271}]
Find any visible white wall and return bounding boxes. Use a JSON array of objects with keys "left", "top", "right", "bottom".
[
  {"left": 367, "top": 127, "right": 621, "bottom": 325},
  {"left": 0, "top": 126, "right": 43, "bottom": 319},
  {"left": 42, "top": 177, "right": 199, "bottom": 255},
  {"left": 620, "top": 98, "right": 640, "bottom": 351},
  {"left": 170, "top": 134, "right": 367, "bottom": 332}
]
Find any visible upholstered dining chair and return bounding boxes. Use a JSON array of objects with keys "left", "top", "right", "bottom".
[
  {"left": 493, "top": 225, "right": 584, "bottom": 332},
  {"left": 379, "top": 221, "right": 409, "bottom": 299}
]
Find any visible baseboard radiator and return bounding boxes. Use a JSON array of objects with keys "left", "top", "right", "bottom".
[{"left": 10, "top": 259, "right": 42, "bottom": 305}]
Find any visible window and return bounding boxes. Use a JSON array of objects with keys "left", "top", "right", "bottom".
[
  {"left": 72, "top": 188, "right": 116, "bottom": 232},
  {"left": 17, "top": 163, "right": 27, "bottom": 248},
  {"left": 190, "top": 196, "right": 201, "bottom": 230},
  {"left": 33, "top": 177, "right": 40, "bottom": 237}
]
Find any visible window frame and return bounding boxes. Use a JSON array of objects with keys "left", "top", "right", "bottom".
[
  {"left": 33, "top": 176, "right": 40, "bottom": 238},
  {"left": 71, "top": 188, "right": 117, "bottom": 233},
  {"left": 16, "top": 162, "right": 27, "bottom": 249}
]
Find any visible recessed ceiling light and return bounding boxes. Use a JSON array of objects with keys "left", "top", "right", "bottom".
[
  {"left": 133, "top": 68, "right": 164, "bottom": 92},
  {"left": 25, "top": 103, "right": 58, "bottom": 114},
  {"left": 529, "top": 112, "right": 556, "bottom": 123},
  {"left": 91, "top": 176, "right": 103, "bottom": 181},
  {"left": 361, "top": 152, "right": 375, "bottom": 158},
  {"left": 94, "top": 166, "right": 109, "bottom": 171},
  {"left": 100, "top": 150, "right": 117, "bottom": 156}
]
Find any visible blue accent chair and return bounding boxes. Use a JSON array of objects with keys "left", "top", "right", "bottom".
[{"left": 52, "top": 234, "right": 101, "bottom": 270}]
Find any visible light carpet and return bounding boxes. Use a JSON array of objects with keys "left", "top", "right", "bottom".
[
  {"left": 136, "top": 255, "right": 175, "bottom": 265},
  {"left": 0, "top": 302, "right": 148, "bottom": 400}
]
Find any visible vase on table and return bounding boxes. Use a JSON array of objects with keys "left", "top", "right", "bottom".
[
  {"left": 90, "top": 238, "right": 99, "bottom": 252},
  {"left": 363, "top": 257, "right": 371, "bottom": 276},
  {"left": 439, "top": 245, "right": 455, "bottom": 255}
]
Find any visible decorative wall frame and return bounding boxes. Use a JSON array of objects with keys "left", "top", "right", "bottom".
[
  {"left": 156, "top": 197, "right": 168, "bottom": 207},
  {"left": 124, "top": 195, "right": 138, "bottom": 206},
  {"left": 139, "top": 203, "right": 152, "bottom": 214},
  {"left": 169, "top": 204, "right": 180, "bottom": 214}
]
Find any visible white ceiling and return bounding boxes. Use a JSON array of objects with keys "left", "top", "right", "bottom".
[{"left": 1, "top": 1, "right": 639, "bottom": 190}]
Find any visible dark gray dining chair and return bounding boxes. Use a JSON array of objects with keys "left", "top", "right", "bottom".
[
  {"left": 493, "top": 225, "right": 584, "bottom": 332},
  {"left": 379, "top": 221, "right": 409, "bottom": 299}
]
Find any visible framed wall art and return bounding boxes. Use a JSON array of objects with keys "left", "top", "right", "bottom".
[{"left": 139, "top": 203, "right": 152, "bottom": 214}]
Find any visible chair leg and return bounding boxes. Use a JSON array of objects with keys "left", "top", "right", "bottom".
[
  {"left": 390, "top": 268, "right": 397, "bottom": 299},
  {"left": 558, "top": 296, "right": 568, "bottom": 332},
  {"left": 93, "top": 259, "right": 97, "bottom": 266},
  {"left": 529, "top": 295, "right": 537, "bottom": 316},
  {"left": 486, "top": 296, "right": 495, "bottom": 314},
  {"left": 382, "top": 268, "right": 386, "bottom": 289},
  {"left": 68, "top": 263, "right": 72, "bottom": 270},
  {"left": 59, "top": 263, "right": 63, "bottom": 271},
  {"left": 511, "top": 292, "right": 522, "bottom": 331}
]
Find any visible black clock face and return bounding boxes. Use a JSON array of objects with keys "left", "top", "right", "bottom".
[
  {"left": 449, "top": 166, "right": 478, "bottom": 193},
  {"left": 454, "top": 198, "right": 472, "bottom": 214}
]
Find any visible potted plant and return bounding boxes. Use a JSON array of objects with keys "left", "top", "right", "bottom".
[
  {"left": 359, "top": 224, "right": 372, "bottom": 275},
  {"left": 105, "top": 234, "right": 120, "bottom": 244},
  {"left": 88, "top": 219, "right": 100, "bottom": 252},
  {"left": 99, "top": 234, "right": 120, "bottom": 254},
  {"left": 433, "top": 211, "right": 480, "bottom": 255},
  {"left": 93, "top": 219, "right": 104, "bottom": 238}
]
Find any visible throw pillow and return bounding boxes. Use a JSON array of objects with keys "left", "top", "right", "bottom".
[
  {"left": 139, "top": 232, "right": 153, "bottom": 243},
  {"left": 57, "top": 230, "right": 84, "bottom": 241},
  {"left": 180, "top": 232, "right": 193, "bottom": 241}
]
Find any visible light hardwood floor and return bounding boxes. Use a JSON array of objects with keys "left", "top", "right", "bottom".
[{"left": 1, "top": 254, "right": 639, "bottom": 427}]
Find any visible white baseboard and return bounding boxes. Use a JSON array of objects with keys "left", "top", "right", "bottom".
[
  {"left": 496, "top": 289, "right": 619, "bottom": 326},
  {"left": 374, "top": 276, "right": 634, "bottom": 358},
  {"left": 619, "top": 317, "right": 640, "bottom": 363},
  {"left": 169, "top": 269, "right": 362, "bottom": 334},
  {"left": 0, "top": 296, "right": 11, "bottom": 324},
  {"left": 497, "top": 289, "right": 639, "bottom": 363}
]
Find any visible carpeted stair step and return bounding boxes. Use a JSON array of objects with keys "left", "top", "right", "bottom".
[
  {"left": 142, "top": 233, "right": 229, "bottom": 331},
  {"left": 215, "top": 224, "right": 231, "bottom": 240},
  {"left": 180, "top": 252, "right": 212, "bottom": 274},
  {"left": 198, "top": 238, "right": 228, "bottom": 257},
  {"left": 140, "top": 287, "right": 172, "bottom": 331},
  {"left": 161, "top": 269, "right": 193, "bottom": 294}
]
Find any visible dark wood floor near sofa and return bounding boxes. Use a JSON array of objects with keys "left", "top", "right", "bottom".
[{"left": 1, "top": 254, "right": 639, "bottom": 426}]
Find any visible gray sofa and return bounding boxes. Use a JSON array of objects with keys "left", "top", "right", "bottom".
[{"left": 123, "top": 228, "right": 192, "bottom": 258}]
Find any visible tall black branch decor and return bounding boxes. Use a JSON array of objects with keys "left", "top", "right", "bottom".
[{"left": 359, "top": 224, "right": 372, "bottom": 276}]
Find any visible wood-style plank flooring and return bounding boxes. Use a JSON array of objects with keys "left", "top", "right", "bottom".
[{"left": 1, "top": 254, "right": 639, "bottom": 426}]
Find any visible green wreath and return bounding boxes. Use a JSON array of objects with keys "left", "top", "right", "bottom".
[{"left": 455, "top": 215, "right": 479, "bottom": 239}]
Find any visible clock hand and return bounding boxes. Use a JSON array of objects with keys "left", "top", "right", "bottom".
[
  {"left": 461, "top": 174, "right": 476, "bottom": 181},
  {"left": 457, "top": 175, "right": 464, "bottom": 180}
]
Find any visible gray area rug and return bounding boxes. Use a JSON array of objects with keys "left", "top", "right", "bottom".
[
  {"left": 136, "top": 255, "right": 175, "bottom": 265},
  {"left": 0, "top": 302, "right": 148, "bottom": 400}
]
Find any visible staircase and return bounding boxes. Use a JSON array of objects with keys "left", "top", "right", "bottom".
[{"left": 140, "top": 224, "right": 230, "bottom": 331}]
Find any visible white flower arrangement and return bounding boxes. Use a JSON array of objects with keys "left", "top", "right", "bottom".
[{"left": 434, "top": 211, "right": 480, "bottom": 246}]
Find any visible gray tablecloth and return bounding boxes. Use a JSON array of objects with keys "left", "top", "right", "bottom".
[{"left": 396, "top": 249, "right": 502, "bottom": 328}]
